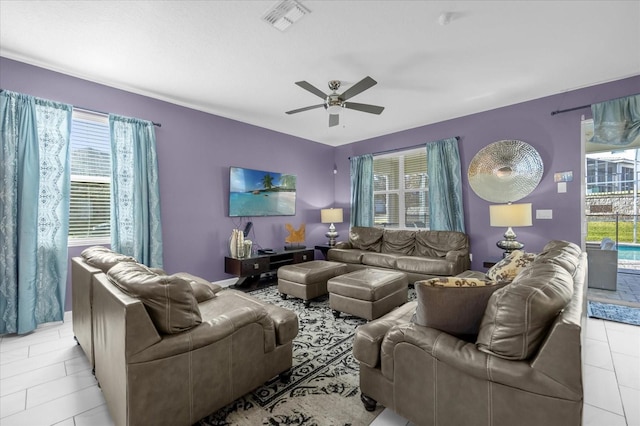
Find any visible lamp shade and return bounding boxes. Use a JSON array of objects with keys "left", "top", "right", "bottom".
[
  {"left": 321, "top": 208, "right": 343, "bottom": 224},
  {"left": 489, "top": 203, "right": 532, "bottom": 227}
]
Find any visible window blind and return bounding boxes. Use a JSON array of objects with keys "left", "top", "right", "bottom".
[
  {"left": 69, "top": 110, "right": 111, "bottom": 244},
  {"left": 373, "top": 148, "right": 428, "bottom": 229}
]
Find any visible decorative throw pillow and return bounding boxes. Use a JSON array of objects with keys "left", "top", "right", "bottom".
[
  {"left": 81, "top": 246, "right": 137, "bottom": 273},
  {"left": 486, "top": 250, "right": 536, "bottom": 283},
  {"left": 412, "top": 277, "right": 509, "bottom": 340},
  {"left": 476, "top": 261, "right": 574, "bottom": 360},
  {"left": 107, "top": 262, "right": 202, "bottom": 335}
]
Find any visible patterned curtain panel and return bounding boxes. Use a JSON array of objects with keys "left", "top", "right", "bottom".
[
  {"left": 426, "top": 137, "right": 465, "bottom": 232},
  {"left": 349, "top": 154, "right": 374, "bottom": 227},
  {"left": 0, "top": 90, "right": 72, "bottom": 334},
  {"left": 109, "top": 114, "right": 163, "bottom": 268},
  {"left": 591, "top": 94, "right": 640, "bottom": 145}
]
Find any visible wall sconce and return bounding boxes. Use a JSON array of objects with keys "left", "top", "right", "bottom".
[
  {"left": 489, "top": 203, "right": 532, "bottom": 257},
  {"left": 320, "top": 208, "right": 343, "bottom": 247}
]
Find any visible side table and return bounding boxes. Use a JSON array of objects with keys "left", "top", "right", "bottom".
[{"left": 314, "top": 244, "right": 333, "bottom": 259}]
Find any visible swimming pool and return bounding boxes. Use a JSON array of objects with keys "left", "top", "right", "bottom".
[{"left": 617, "top": 244, "right": 640, "bottom": 261}]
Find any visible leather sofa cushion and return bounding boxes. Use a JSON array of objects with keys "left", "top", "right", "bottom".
[
  {"left": 413, "top": 277, "right": 509, "bottom": 340},
  {"left": 381, "top": 230, "right": 415, "bottom": 255},
  {"left": 348, "top": 226, "right": 383, "bottom": 252},
  {"left": 173, "top": 272, "right": 222, "bottom": 302},
  {"left": 327, "top": 248, "right": 366, "bottom": 264},
  {"left": 361, "top": 252, "right": 399, "bottom": 269},
  {"left": 107, "top": 262, "right": 202, "bottom": 335},
  {"left": 486, "top": 250, "right": 537, "bottom": 283},
  {"left": 535, "top": 240, "right": 582, "bottom": 276},
  {"left": 395, "top": 256, "right": 455, "bottom": 276},
  {"left": 476, "top": 261, "right": 573, "bottom": 360},
  {"left": 414, "top": 230, "right": 468, "bottom": 257},
  {"left": 81, "top": 246, "right": 136, "bottom": 273}
]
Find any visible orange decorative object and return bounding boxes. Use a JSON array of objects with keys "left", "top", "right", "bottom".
[{"left": 285, "top": 223, "right": 305, "bottom": 244}]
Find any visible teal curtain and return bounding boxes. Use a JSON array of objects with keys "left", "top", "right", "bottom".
[
  {"left": 0, "top": 90, "right": 72, "bottom": 334},
  {"left": 349, "top": 154, "right": 373, "bottom": 227},
  {"left": 590, "top": 94, "right": 640, "bottom": 145},
  {"left": 426, "top": 137, "right": 465, "bottom": 232},
  {"left": 109, "top": 114, "right": 163, "bottom": 268}
]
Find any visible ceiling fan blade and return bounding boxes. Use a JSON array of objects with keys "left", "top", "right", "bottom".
[
  {"left": 340, "top": 76, "right": 377, "bottom": 101},
  {"left": 329, "top": 114, "right": 339, "bottom": 127},
  {"left": 286, "top": 104, "right": 324, "bottom": 115},
  {"left": 295, "top": 81, "right": 328, "bottom": 100},
  {"left": 343, "top": 102, "right": 385, "bottom": 115}
]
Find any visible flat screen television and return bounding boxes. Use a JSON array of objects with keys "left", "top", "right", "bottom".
[{"left": 229, "top": 166, "right": 296, "bottom": 217}]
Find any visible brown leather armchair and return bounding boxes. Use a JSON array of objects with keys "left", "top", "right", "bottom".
[
  {"left": 353, "top": 240, "right": 587, "bottom": 426},
  {"left": 90, "top": 261, "right": 298, "bottom": 426}
]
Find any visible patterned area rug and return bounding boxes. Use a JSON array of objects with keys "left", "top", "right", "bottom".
[
  {"left": 588, "top": 301, "right": 640, "bottom": 326},
  {"left": 196, "top": 286, "right": 384, "bottom": 426}
]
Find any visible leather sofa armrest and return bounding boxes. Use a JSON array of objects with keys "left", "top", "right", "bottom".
[
  {"left": 130, "top": 306, "right": 276, "bottom": 363},
  {"left": 380, "top": 323, "right": 582, "bottom": 399},
  {"left": 334, "top": 241, "right": 353, "bottom": 249},
  {"left": 261, "top": 304, "right": 299, "bottom": 345},
  {"left": 445, "top": 249, "right": 470, "bottom": 273},
  {"left": 353, "top": 301, "right": 417, "bottom": 368}
]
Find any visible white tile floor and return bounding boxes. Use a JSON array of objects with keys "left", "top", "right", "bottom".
[{"left": 1, "top": 313, "right": 638, "bottom": 426}]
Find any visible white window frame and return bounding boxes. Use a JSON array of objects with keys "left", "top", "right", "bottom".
[
  {"left": 68, "top": 110, "right": 111, "bottom": 247},
  {"left": 373, "top": 147, "right": 429, "bottom": 229}
]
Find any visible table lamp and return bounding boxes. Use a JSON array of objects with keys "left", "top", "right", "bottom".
[
  {"left": 321, "top": 208, "right": 343, "bottom": 247},
  {"left": 489, "top": 203, "right": 532, "bottom": 257}
]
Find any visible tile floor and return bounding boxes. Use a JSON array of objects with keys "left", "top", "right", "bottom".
[{"left": 1, "top": 312, "right": 638, "bottom": 426}]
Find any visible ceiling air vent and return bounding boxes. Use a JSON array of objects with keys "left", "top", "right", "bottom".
[{"left": 262, "top": 0, "right": 310, "bottom": 32}]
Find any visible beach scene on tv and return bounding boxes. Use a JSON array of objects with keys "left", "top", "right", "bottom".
[{"left": 229, "top": 167, "right": 296, "bottom": 217}]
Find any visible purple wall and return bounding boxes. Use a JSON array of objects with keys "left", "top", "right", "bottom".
[
  {"left": 1, "top": 57, "right": 336, "bottom": 311},
  {"left": 335, "top": 75, "right": 640, "bottom": 270},
  {"left": 2, "top": 56, "right": 639, "bottom": 311}
]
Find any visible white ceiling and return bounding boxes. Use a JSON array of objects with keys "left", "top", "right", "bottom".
[{"left": 1, "top": 1, "right": 639, "bottom": 147}]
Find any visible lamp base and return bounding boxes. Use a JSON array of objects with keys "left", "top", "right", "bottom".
[
  {"left": 326, "top": 231, "right": 338, "bottom": 247},
  {"left": 496, "top": 226, "right": 524, "bottom": 257},
  {"left": 325, "top": 223, "right": 339, "bottom": 247}
]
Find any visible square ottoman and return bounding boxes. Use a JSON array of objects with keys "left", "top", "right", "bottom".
[
  {"left": 328, "top": 269, "right": 408, "bottom": 320},
  {"left": 278, "top": 260, "right": 347, "bottom": 307}
]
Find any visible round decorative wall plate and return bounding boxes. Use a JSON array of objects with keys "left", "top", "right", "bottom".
[{"left": 468, "top": 140, "right": 543, "bottom": 203}]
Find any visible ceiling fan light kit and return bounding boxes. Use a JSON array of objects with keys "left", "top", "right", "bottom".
[{"left": 286, "top": 76, "right": 385, "bottom": 127}]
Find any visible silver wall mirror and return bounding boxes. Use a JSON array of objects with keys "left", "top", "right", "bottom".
[{"left": 468, "top": 140, "right": 543, "bottom": 203}]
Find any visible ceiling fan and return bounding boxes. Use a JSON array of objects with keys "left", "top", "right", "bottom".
[{"left": 285, "top": 76, "right": 384, "bottom": 127}]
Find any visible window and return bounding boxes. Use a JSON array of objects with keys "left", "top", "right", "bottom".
[
  {"left": 68, "top": 110, "right": 111, "bottom": 246},
  {"left": 373, "top": 148, "right": 428, "bottom": 229}
]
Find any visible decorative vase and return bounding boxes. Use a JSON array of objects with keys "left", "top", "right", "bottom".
[
  {"left": 230, "top": 229, "right": 238, "bottom": 258},
  {"left": 244, "top": 240, "right": 253, "bottom": 257},
  {"left": 237, "top": 231, "right": 245, "bottom": 258}
]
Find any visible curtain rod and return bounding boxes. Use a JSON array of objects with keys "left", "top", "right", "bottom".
[
  {"left": 0, "top": 89, "right": 162, "bottom": 127},
  {"left": 348, "top": 136, "right": 460, "bottom": 159},
  {"left": 550, "top": 104, "right": 590, "bottom": 116}
]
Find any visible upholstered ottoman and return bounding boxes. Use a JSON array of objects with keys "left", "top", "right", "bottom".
[
  {"left": 328, "top": 269, "right": 408, "bottom": 320},
  {"left": 278, "top": 260, "right": 347, "bottom": 307}
]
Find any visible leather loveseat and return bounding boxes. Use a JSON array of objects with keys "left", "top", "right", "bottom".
[
  {"left": 327, "top": 227, "right": 470, "bottom": 283},
  {"left": 353, "top": 240, "right": 587, "bottom": 426},
  {"left": 72, "top": 247, "right": 298, "bottom": 426}
]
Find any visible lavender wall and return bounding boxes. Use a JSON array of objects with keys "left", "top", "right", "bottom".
[
  {"left": 1, "top": 57, "right": 336, "bottom": 311},
  {"left": 335, "top": 75, "right": 640, "bottom": 270},
  {"left": 2, "top": 56, "right": 639, "bottom": 311}
]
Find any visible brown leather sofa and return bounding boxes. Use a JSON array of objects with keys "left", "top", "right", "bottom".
[
  {"left": 353, "top": 240, "right": 587, "bottom": 426},
  {"left": 327, "top": 227, "right": 470, "bottom": 282},
  {"left": 72, "top": 247, "right": 298, "bottom": 426}
]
